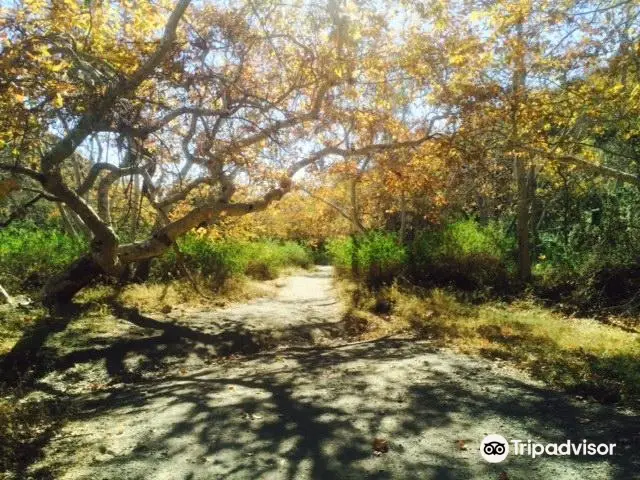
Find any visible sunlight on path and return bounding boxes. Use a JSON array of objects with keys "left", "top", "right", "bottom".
[{"left": 32, "top": 267, "right": 638, "bottom": 480}]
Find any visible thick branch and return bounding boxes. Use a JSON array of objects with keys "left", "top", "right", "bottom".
[
  {"left": 39, "top": 0, "right": 191, "bottom": 172},
  {"left": 76, "top": 162, "right": 122, "bottom": 196},
  {"left": 0, "top": 164, "right": 45, "bottom": 183},
  {"left": 529, "top": 148, "right": 640, "bottom": 186},
  {"left": 97, "top": 166, "right": 145, "bottom": 225}
]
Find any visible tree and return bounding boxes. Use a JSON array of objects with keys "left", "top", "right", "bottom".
[{"left": 0, "top": 0, "right": 444, "bottom": 305}]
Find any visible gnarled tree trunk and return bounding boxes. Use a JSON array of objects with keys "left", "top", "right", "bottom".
[{"left": 43, "top": 255, "right": 104, "bottom": 307}]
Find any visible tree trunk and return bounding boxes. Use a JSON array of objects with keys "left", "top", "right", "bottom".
[
  {"left": 132, "top": 259, "right": 152, "bottom": 283},
  {"left": 511, "top": 19, "right": 532, "bottom": 282},
  {"left": 515, "top": 157, "right": 532, "bottom": 282},
  {"left": 529, "top": 165, "right": 542, "bottom": 261},
  {"left": 0, "top": 283, "right": 14, "bottom": 306},
  {"left": 57, "top": 203, "right": 79, "bottom": 240},
  {"left": 43, "top": 255, "right": 104, "bottom": 307},
  {"left": 399, "top": 189, "right": 407, "bottom": 242}
]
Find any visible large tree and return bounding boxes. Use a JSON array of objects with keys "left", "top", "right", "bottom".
[{"left": 0, "top": 0, "right": 447, "bottom": 305}]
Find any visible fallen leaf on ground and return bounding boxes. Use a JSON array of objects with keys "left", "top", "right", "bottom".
[{"left": 372, "top": 437, "right": 389, "bottom": 455}]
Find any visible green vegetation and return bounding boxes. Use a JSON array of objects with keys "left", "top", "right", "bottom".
[
  {"left": 407, "top": 220, "right": 513, "bottom": 294},
  {"left": 154, "top": 234, "right": 313, "bottom": 287},
  {"left": 330, "top": 219, "right": 640, "bottom": 406},
  {"left": 0, "top": 223, "right": 86, "bottom": 291},
  {"left": 0, "top": 224, "right": 312, "bottom": 296},
  {"left": 327, "top": 231, "right": 407, "bottom": 287}
]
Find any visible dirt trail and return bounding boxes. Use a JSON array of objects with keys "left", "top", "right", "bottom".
[{"left": 33, "top": 267, "right": 639, "bottom": 479}]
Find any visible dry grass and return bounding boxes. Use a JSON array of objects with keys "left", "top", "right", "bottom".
[
  {"left": 79, "top": 276, "right": 276, "bottom": 313},
  {"left": 0, "top": 275, "right": 278, "bottom": 358},
  {"left": 340, "top": 280, "right": 640, "bottom": 404}
]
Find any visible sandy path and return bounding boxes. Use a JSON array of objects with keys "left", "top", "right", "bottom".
[{"left": 32, "top": 267, "right": 639, "bottom": 479}]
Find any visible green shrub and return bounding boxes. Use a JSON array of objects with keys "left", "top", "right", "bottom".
[
  {"left": 245, "top": 240, "right": 313, "bottom": 279},
  {"left": 327, "top": 232, "right": 407, "bottom": 287},
  {"left": 310, "top": 242, "right": 331, "bottom": 265},
  {"left": 411, "top": 219, "right": 512, "bottom": 261},
  {"left": 279, "top": 241, "right": 314, "bottom": 269},
  {"left": 356, "top": 231, "right": 407, "bottom": 287},
  {"left": 0, "top": 223, "right": 86, "bottom": 291},
  {"left": 409, "top": 220, "right": 513, "bottom": 293},
  {"left": 152, "top": 235, "right": 312, "bottom": 286},
  {"left": 243, "top": 241, "right": 285, "bottom": 280},
  {"left": 326, "top": 236, "right": 354, "bottom": 276}
]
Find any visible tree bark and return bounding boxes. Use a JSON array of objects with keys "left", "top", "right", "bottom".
[
  {"left": 0, "top": 283, "right": 14, "bottom": 306},
  {"left": 132, "top": 259, "right": 152, "bottom": 283},
  {"left": 515, "top": 157, "right": 532, "bottom": 282},
  {"left": 512, "top": 19, "right": 532, "bottom": 282},
  {"left": 57, "top": 203, "right": 79, "bottom": 240},
  {"left": 42, "top": 255, "right": 104, "bottom": 307},
  {"left": 399, "top": 189, "right": 407, "bottom": 242}
]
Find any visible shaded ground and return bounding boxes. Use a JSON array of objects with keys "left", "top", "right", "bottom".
[{"left": 27, "top": 267, "right": 640, "bottom": 479}]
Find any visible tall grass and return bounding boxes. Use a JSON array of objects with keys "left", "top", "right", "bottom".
[{"left": 343, "top": 282, "right": 640, "bottom": 405}]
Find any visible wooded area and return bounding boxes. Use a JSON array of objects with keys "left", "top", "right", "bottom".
[{"left": 1, "top": 0, "right": 639, "bottom": 478}]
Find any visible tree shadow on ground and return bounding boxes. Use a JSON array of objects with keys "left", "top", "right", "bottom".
[
  {"left": 476, "top": 323, "right": 640, "bottom": 405},
  {"left": 29, "top": 334, "right": 640, "bottom": 479},
  {"left": 3, "top": 302, "right": 638, "bottom": 479}
]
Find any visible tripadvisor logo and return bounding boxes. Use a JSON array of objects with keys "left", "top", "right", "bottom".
[
  {"left": 480, "top": 434, "right": 616, "bottom": 463},
  {"left": 481, "top": 434, "right": 509, "bottom": 463}
]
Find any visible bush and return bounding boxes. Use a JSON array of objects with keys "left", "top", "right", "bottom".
[
  {"left": 409, "top": 220, "right": 513, "bottom": 293},
  {"left": 327, "top": 231, "right": 407, "bottom": 287},
  {"left": 309, "top": 241, "right": 331, "bottom": 265},
  {"left": 242, "top": 240, "right": 312, "bottom": 280},
  {"left": 0, "top": 223, "right": 86, "bottom": 291},
  {"left": 326, "top": 236, "right": 355, "bottom": 276},
  {"left": 152, "top": 235, "right": 312, "bottom": 287},
  {"left": 534, "top": 223, "right": 640, "bottom": 313}
]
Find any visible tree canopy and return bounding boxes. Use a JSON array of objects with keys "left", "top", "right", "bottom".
[{"left": 1, "top": 0, "right": 639, "bottom": 302}]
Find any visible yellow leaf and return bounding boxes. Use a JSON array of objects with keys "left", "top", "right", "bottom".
[
  {"left": 469, "top": 10, "right": 484, "bottom": 21},
  {"left": 53, "top": 92, "right": 64, "bottom": 108},
  {"left": 50, "top": 62, "right": 65, "bottom": 72}
]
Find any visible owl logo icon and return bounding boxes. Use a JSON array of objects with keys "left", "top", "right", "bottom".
[{"left": 480, "top": 434, "right": 509, "bottom": 463}]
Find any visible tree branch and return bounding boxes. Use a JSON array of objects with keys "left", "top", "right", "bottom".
[
  {"left": 0, "top": 194, "right": 44, "bottom": 229},
  {"left": 529, "top": 147, "right": 640, "bottom": 186},
  {"left": 40, "top": 0, "right": 192, "bottom": 172}
]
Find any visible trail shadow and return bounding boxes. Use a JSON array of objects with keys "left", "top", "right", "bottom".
[
  {"left": 0, "top": 304, "right": 92, "bottom": 387},
  {"left": 32, "top": 340, "right": 640, "bottom": 479},
  {"left": 4, "top": 282, "right": 638, "bottom": 479},
  {"left": 6, "top": 301, "right": 365, "bottom": 387}
]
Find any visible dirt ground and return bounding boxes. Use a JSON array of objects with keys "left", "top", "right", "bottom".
[{"left": 28, "top": 267, "right": 639, "bottom": 479}]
